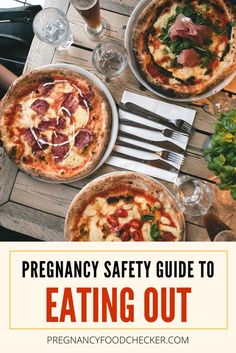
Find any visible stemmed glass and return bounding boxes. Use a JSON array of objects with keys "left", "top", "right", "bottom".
[
  {"left": 33, "top": 8, "right": 73, "bottom": 50},
  {"left": 92, "top": 40, "right": 127, "bottom": 82},
  {"left": 70, "top": 0, "right": 110, "bottom": 41},
  {"left": 174, "top": 176, "right": 213, "bottom": 216}
]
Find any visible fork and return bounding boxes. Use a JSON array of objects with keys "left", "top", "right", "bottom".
[
  {"left": 114, "top": 144, "right": 184, "bottom": 169},
  {"left": 120, "top": 118, "right": 188, "bottom": 144},
  {"left": 119, "top": 101, "right": 193, "bottom": 134}
]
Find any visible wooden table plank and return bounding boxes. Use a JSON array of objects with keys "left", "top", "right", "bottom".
[
  {"left": 0, "top": 149, "right": 18, "bottom": 206},
  {"left": 10, "top": 172, "right": 79, "bottom": 218},
  {"left": 100, "top": 0, "right": 138, "bottom": 16},
  {"left": 0, "top": 202, "right": 64, "bottom": 241}
]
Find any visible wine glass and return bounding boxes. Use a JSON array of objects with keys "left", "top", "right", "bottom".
[
  {"left": 92, "top": 40, "right": 127, "bottom": 82},
  {"left": 33, "top": 8, "right": 73, "bottom": 50},
  {"left": 174, "top": 176, "right": 213, "bottom": 216},
  {"left": 70, "top": 0, "right": 110, "bottom": 41}
]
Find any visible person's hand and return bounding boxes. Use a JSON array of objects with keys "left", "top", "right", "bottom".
[{"left": 0, "top": 64, "right": 17, "bottom": 90}]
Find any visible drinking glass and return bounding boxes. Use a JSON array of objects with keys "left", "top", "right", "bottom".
[
  {"left": 33, "top": 8, "right": 73, "bottom": 50},
  {"left": 174, "top": 176, "right": 213, "bottom": 216},
  {"left": 214, "top": 230, "right": 236, "bottom": 242},
  {"left": 92, "top": 40, "right": 127, "bottom": 82},
  {"left": 70, "top": 0, "right": 110, "bottom": 41}
]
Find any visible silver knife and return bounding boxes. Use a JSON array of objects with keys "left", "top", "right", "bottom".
[
  {"left": 117, "top": 134, "right": 184, "bottom": 155},
  {"left": 119, "top": 101, "right": 193, "bottom": 134}
]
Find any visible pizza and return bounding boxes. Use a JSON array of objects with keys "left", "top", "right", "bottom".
[
  {"left": 65, "top": 172, "right": 184, "bottom": 242},
  {"left": 133, "top": 0, "right": 236, "bottom": 98},
  {"left": 0, "top": 67, "right": 111, "bottom": 181}
]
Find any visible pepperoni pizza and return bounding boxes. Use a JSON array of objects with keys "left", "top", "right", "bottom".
[
  {"left": 65, "top": 172, "right": 184, "bottom": 242},
  {"left": 0, "top": 67, "right": 111, "bottom": 181},
  {"left": 133, "top": 0, "right": 236, "bottom": 98}
]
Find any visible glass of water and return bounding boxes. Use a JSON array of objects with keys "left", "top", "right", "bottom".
[
  {"left": 174, "top": 176, "right": 213, "bottom": 216},
  {"left": 92, "top": 40, "right": 127, "bottom": 82},
  {"left": 33, "top": 7, "right": 73, "bottom": 50}
]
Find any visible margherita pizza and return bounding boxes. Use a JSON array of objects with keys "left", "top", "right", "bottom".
[
  {"left": 65, "top": 172, "right": 184, "bottom": 242},
  {"left": 133, "top": 0, "right": 236, "bottom": 98},
  {"left": 0, "top": 67, "right": 111, "bottom": 181}
]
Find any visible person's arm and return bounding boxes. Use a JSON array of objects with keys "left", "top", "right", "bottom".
[{"left": 0, "top": 64, "right": 17, "bottom": 90}]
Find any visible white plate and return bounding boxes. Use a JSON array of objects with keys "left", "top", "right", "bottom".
[
  {"left": 32, "top": 63, "right": 118, "bottom": 183},
  {"left": 125, "top": 0, "right": 236, "bottom": 102}
]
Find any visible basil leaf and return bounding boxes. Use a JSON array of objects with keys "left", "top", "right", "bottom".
[
  {"left": 141, "top": 214, "right": 154, "bottom": 222},
  {"left": 150, "top": 224, "right": 160, "bottom": 241}
]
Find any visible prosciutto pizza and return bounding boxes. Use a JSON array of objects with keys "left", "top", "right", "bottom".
[
  {"left": 0, "top": 67, "right": 111, "bottom": 181},
  {"left": 65, "top": 172, "right": 184, "bottom": 242},
  {"left": 133, "top": 0, "right": 236, "bottom": 98}
]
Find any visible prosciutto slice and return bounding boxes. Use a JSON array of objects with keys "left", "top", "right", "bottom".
[
  {"left": 170, "top": 14, "right": 212, "bottom": 45},
  {"left": 177, "top": 48, "right": 201, "bottom": 67}
]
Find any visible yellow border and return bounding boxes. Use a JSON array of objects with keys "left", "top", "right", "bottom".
[{"left": 9, "top": 250, "right": 228, "bottom": 331}]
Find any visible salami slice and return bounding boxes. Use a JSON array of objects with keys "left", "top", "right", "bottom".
[
  {"left": 24, "top": 128, "right": 40, "bottom": 147},
  {"left": 52, "top": 132, "right": 69, "bottom": 161},
  {"left": 78, "top": 91, "right": 93, "bottom": 108},
  {"left": 75, "top": 129, "right": 93, "bottom": 148},
  {"left": 32, "top": 136, "right": 49, "bottom": 157},
  {"left": 61, "top": 93, "right": 78, "bottom": 116},
  {"left": 31, "top": 99, "right": 49, "bottom": 116},
  {"left": 38, "top": 117, "right": 66, "bottom": 130}
]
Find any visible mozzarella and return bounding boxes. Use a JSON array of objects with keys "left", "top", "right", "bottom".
[
  {"left": 134, "top": 196, "right": 149, "bottom": 210},
  {"left": 160, "top": 216, "right": 171, "bottom": 225},
  {"left": 142, "top": 223, "right": 152, "bottom": 241},
  {"left": 89, "top": 216, "right": 104, "bottom": 241},
  {"left": 153, "top": 4, "right": 178, "bottom": 30},
  {"left": 159, "top": 224, "right": 179, "bottom": 239}
]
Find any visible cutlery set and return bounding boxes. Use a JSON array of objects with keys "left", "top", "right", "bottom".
[{"left": 115, "top": 101, "right": 193, "bottom": 172}]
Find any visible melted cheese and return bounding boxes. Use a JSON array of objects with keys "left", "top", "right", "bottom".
[
  {"left": 89, "top": 216, "right": 104, "bottom": 241},
  {"left": 142, "top": 223, "right": 152, "bottom": 241},
  {"left": 153, "top": 4, "right": 178, "bottom": 30},
  {"left": 159, "top": 224, "right": 179, "bottom": 239},
  {"left": 160, "top": 216, "right": 171, "bottom": 225}
]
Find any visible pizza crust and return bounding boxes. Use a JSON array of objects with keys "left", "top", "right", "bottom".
[
  {"left": 0, "top": 67, "right": 111, "bottom": 181},
  {"left": 64, "top": 171, "right": 185, "bottom": 241},
  {"left": 133, "top": 0, "right": 236, "bottom": 98}
]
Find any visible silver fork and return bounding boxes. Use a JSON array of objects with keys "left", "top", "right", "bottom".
[
  {"left": 119, "top": 102, "right": 193, "bottom": 134},
  {"left": 114, "top": 144, "right": 184, "bottom": 169},
  {"left": 120, "top": 118, "right": 188, "bottom": 144}
]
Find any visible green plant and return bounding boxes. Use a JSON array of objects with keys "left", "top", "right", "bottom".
[{"left": 204, "top": 109, "right": 236, "bottom": 200}]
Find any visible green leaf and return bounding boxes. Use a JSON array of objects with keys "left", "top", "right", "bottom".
[
  {"left": 150, "top": 224, "right": 160, "bottom": 241},
  {"left": 141, "top": 214, "right": 155, "bottom": 222},
  {"left": 230, "top": 186, "right": 236, "bottom": 200}
]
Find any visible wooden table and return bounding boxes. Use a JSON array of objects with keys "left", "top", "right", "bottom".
[{"left": 0, "top": 0, "right": 236, "bottom": 241}]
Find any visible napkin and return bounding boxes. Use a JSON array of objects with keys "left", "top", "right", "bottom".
[{"left": 106, "top": 91, "right": 196, "bottom": 183}]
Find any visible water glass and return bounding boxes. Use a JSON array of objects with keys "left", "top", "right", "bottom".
[
  {"left": 214, "top": 230, "right": 236, "bottom": 241},
  {"left": 174, "top": 176, "right": 213, "bottom": 216},
  {"left": 92, "top": 40, "right": 127, "bottom": 82},
  {"left": 33, "top": 7, "right": 73, "bottom": 50}
]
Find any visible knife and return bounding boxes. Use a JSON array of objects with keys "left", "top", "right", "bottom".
[
  {"left": 118, "top": 101, "right": 186, "bottom": 132},
  {"left": 117, "top": 133, "right": 184, "bottom": 155}
]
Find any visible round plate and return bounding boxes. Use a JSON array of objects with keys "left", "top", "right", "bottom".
[
  {"left": 125, "top": 0, "right": 236, "bottom": 103},
  {"left": 64, "top": 171, "right": 186, "bottom": 241},
  {"left": 31, "top": 63, "right": 118, "bottom": 183}
]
